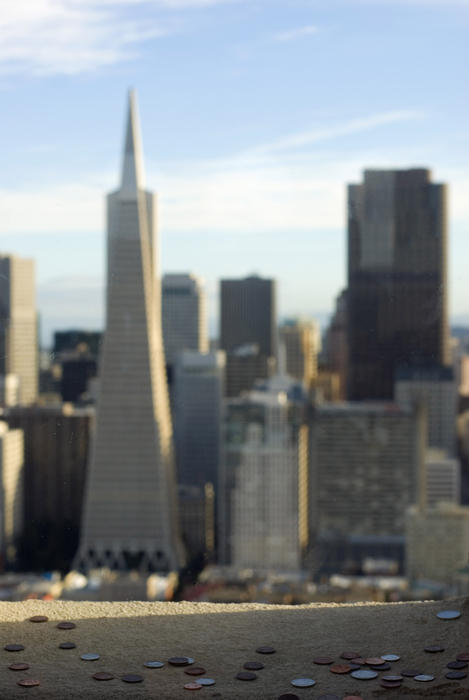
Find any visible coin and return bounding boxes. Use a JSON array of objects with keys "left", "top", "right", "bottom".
[
  {"left": 256, "top": 646, "right": 276, "bottom": 654},
  {"left": 437, "top": 610, "right": 461, "bottom": 620},
  {"left": 28, "top": 615, "right": 48, "bottom": 623},
  {"left": 57, "top": 622, "right": 76, "bottom": 630},
  {"left": 314, "top": 656, "right": 334, "bottom": 665},
  {"left": 341, "top": 652, "right": 360, "bottom": 660},
  {"left": 169, "top": 656, "right": 192, "bottom": 666},
  {"left": 457, "top": 653, "right": 469, "bottom": 661},
  {"left": 446, "top": 671, "right": 467, "bottom": 680},
  {"left": 9, "top": 663, "right": 30, "bottom": 671},
  {"left": 348, "top": 663, "right": 361, "bottom": 671},
  {"left": 372, "top": 662, "right": 391, "bottom": 670},
  {"left": 330, "top": 664, "right": 351, "bottom": 674},
  {"left": 382, "top": 675, "right": 404, "bottom": 682},
  {"left": 381, "top": 654, "right": 400, "bottom": 662},
  {"left": 122, "top": 674, "right": 143, "bottom": 683},
  {"left": 447, "top": 661, "right": 468, "bottom": 669},
  {"left": 185, "top": 667, "right": 206, "bottom": 676},
  {"left": 17, "top": 680, "right": 40, "bottom": 687},
  {"left": 93, "top": 672, "right": 114, "bottom": 681},
  {"left": 236, "top": 671, "right": 257, "bottom": 681},
  {"left": 59, "top": 642, "right": 76, "bottom": 649},
  {"left": 197, "top": 678, "right": 216, "bottom": 686},
  {"left": 350, "top": 657, "right": 366, "bottom": 665},
  {"left": 365, "top": 657, "right": 384, "bottom": 666},
  {"left": 5, "top": 644, "right": 24, "bottom": 652},
  {"left": 401, "top": 669, "right": 423, "bottom": 677},
  {"left": 243, "top": 661, "right": 264, "bottom": 670},
  {"left": 318, "top": 695, "right": 340, "bottom": 700},
  {"left": 81, "top": 653, "right": 100, "bottom": 661},
  {"left": 291, "top": 678, "right": 316, "bottom": 687},
  {"left": 144, "top": 661, "right": 164, "bottom": 668},
  {"left": 414, "top": 674, "right": 435, "bottom": 682},
  {"left": 425, "top": 645, "right": 445, "bottom": 653},
  {"left": 184, "top": 683, "right": 202, "bottom": 690},
  {"left": 351, "top": 669, "right": 378, "bottom": 680}
]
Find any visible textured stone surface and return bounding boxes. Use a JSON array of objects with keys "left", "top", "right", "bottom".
[{"left": 0, "top": 598, "right": 468, "bottom": 698}]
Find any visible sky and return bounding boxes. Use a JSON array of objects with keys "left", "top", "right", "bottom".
[{"left": 0, "top": 0, "right": 468, "bottom": 345}]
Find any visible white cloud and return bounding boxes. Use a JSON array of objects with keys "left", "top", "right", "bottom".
[
  {"left": 0, "top": 0, "right": 237, "bottom": 75},
  {"left": 273, "top": 25, "right": 318, "bottom": 43}
]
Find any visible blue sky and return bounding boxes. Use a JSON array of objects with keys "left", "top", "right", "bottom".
[{"left": 0, "top": 0, "right": 468, "bottom": 344}]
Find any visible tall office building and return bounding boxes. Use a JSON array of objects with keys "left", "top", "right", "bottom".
[
  {"left": 76, "top": 92, "right": 185, "bottom": 572},
  {"left": 0, "top": 421, "right": 23, "bottom": 567},
  {"left": 162, "top": 274, "right": 208, "bottom": 367},
  {"left": 6, "top": 404, "right": 91, "bottom": 570},
  {"left": 220, "top": 376, "right": 308, "bottom": 567},
  {"left": 347, "top": 169, "right": 449, "bottom": 400},
  {"left": 309, "top": 402, "right": 426, "bottom": 575},
  {"left": 0, "top": 255, "right": 38, "bottom": 405},
  {"left": 279, "top": 318, "right": 320, "bottom": 388},
  {"left": 220, "top": 275, "right": 277, "bottom": 396},
  {"left": 173, "top": 350, "right": 224, "bottom": 489},
  {"left": 323, "top": 290, "right": 348, "bottom": 399}
]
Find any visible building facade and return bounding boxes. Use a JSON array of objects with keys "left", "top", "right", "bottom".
[
  {"left": 220, "top": 378, "right": 308, "bottom": 569},
  {"left": 347, "top": 169, "right": 449, "bottom": 400},
  {"left": 0, "top": 255, "right": 38, "bottom": 405},
  {"left": 279, "top": 318, "right": 320, "bottom": 389},
  {"left": 162, "top": 273, "right": 208, "bottom": 368},
  {"left": 76, "top": 92, "right": 185, "bottom": 572},
  {"left": 0, "top": 421, "right": 23, "bottom": 567},
  {"left": 309, "top": 402, "right": 426, "bottom": 576}
]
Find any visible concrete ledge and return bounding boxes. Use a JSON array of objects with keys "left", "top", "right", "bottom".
[{"left": 0, "top": 597, "right": 468, "bottom": 698}]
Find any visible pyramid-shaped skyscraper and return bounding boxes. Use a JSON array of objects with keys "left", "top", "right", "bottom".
[{"left": 76, "top": 91, "right": 185, "bottom": 572}]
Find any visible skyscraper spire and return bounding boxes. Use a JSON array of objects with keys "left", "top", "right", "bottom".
[
  {"left": 76, "top": 91, "right": 185, "bottom": 574},
  {"left": 121, "top": 89, "right": 145, "bottom": 195}
]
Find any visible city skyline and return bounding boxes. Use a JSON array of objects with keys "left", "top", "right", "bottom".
[{"left": 0, "top": 1, "right": 467, "bottom": 343}]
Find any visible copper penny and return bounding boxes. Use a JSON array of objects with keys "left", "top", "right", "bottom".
[
  {"left": 169, "top": 656, "right": 191, "bottom": 666},
  {"left": 56, "top": 622, "right": 76, "bottom": 630},
  {"left": 350, "top": 657, "right": 366, "bottom": 665},
  {"left": 365, "top": 657, "right": 385, "bottom": 665},
  {"left": 59, "top": 642, "right": 76, "bottom": 649},
  {"left": 447, "top": 661, "right": 468, "bottom": 669},
  {"left": 17, "top": 680, "right": 40, "bottom": 687},
  {"left": 5, "top": 644, "right": 24, "bottom": 652},
  {"left": 184, "top": 667, "right": 206, "bottom": 676},
  {"left": 424, "top": 645, "right": 444, "bottom": 653},
  {"left": 244, "top": 661, "right": 264, "bottom": 670},
  {"left": 9, "top": 663, "right": 30, "bottom": 671},
  {"left": 313, "top": 656, "right": 334, "bottom": 665},
  {"left": 458, "top": 653, "right": 469, "bottom": 661},
  {"left": 28, "top": 616, "right": 48, "bottom": 623},
  {"left": 121, "top": 674, "right": 143, "bottom": 683},
  {"left": 341, "top": 652, "right": 360, "bottom": 660},
  {"left": 256, "top": 646, "right": 276, "bottom": 654},
  {"left": 184, "top": 683, "right": 202, "bottom": 690},
  {"left": 236, "top": 671, "right": 257, "bottom": 680},
  {"left": 330, "top": 664, "right": 351, "bottom": 674},
  {"left": 93, "top": 672, "right": 114, "bottom": 681},
  {"left": 381, "top": 680, "right": 402, "bottom": 688}
]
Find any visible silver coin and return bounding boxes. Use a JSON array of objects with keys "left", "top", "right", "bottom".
[
  {"left": 144, "top": 661, "right": 164, "bottom": 668},
  {"left": 381, "top": 654, "right": 400, "bottom": 662},
  {"left": 414, "top": 674, "right": 435, "bottom": 682},
  {"left": 81, "top": 653, "right": 100, "bottom": 661},
  {"left": 197, "top": 678, "right": 216, "bottom": 686},
  {"left": 437, "top": 610, "right": 461, "bottom": 620},
  {"left": 291, "top": 678, "right": 316, "bottom": 688},
  {"left": 351, "top": 669, "right": 378, "bottom": 680}
]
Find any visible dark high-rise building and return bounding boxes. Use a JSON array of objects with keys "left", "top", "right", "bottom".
[
  {"left": 220, "top": 275, "right": 277, "bottom": 396},
  {"left": 347, "top": 169, "right": 449, "bottom": 400}
]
